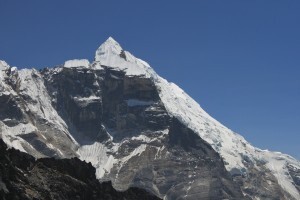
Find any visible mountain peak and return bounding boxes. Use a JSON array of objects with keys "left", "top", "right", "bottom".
[
  {"left": 94, "top": 37, "right": 153, "bottom": 77},
  {"left": 95, "top": 37, "right": 123, "bottom": 61},
  {"left": 104, "top": 36, "right": 122, "bottom": 51},
  {"left": 106, "top": 36, "right": 119, "bottom": 44}
]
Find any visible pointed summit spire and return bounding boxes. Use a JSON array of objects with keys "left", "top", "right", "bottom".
[
  {"left": 104, "top": 36, "right": 122, "bottom": 50},
  {"left": 95, "top": 37, "right": 123, "bottom": 62},
  {"left": 106, "top": 36, "right": 119, "bottom": 44},
  {"left": 94, "top": 36, "right": 154, "bottom": 77}
]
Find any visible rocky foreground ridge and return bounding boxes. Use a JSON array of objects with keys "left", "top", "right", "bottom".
[
  {"left": 0, "top": 138, "right": 161, "bottom": 200},
  {"left": 0, "top": 37, "right": 300, "bottom": 200}
]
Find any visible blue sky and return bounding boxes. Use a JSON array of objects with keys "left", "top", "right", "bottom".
[{"left": 1, "top": 1, "right": 299, "bottom": 159}]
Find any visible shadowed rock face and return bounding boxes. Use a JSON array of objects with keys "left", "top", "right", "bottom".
[
  {"left": 0, "top": 139, "right": 161, "bottom": 200},
  {"left": 288, "top": 165, "right": 300, "bottom": 193},
  {"left": 44, "top": 67, "right": 107, "bottom": 144},
  {"left": 0, "top": 93, "right": 23, "bottom": 125},
  {"left": 41, "top": 66, "right": 244, "bottom": 199},
  {"left": 42, "top": 65, "right": 171, "bottom": 147},
  {"left": 108, "top": 118, "right": 244, "bottom": 200}
]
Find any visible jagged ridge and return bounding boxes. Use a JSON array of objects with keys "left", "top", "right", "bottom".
[{"left": 0, "top": 138, "right": 161, "bottom": 200}]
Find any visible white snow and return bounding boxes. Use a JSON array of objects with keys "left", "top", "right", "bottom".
[
  {"left": 131, "top": 129, "right": 168, "bottom": 144},
  {"left": 73, "top": 96, "right": 101, "bottom": 101},
  {"left": 18, "top": 69, "right": 65, "bottom": 128},
  {"left": 154, "top": 146, "right": 165, "bottom": 160},
  {"left": 1, "top": 122, "right": 36, "bottom": 137},
  {"left": 121, "top": 144, "right": 147, "bottom": 164},
  {"left": 0, "top": 60, "right": 9, "bottom": 70},
  {"left": 90, "top": 61, "right": 103, "bottom": 70},
  {"left": 77, "top": 141, "right": 147, "bottom": 179},
  {"left": 17, "top": 69, "right": 78, "bottom": 146},
  {"left": 77, "top": 142, "right": 115, "bottom": 179},
  {"left": 0, "top": 60, "right": 9, "bottom": 81},
  {"left": 0, "top": 91, "right": 11, "bottom": 96},
  {"left": 73, "top": 96, "right": 101, "bottom": 107},
  {"left": 0, "top": 65, "right": 80, "bottom": 157},
  {"left": 95, "top": 37, "right": 153, "bottom": 77},
  {"left": 64, "top": 59, "right": 90, "bottom": 68},
  {"left": 77, "top": 140, "right": 147, "bottom": 179},
  {"left": 11, "top": 66, "right": 17, "bottom": 72},
  {"left": 154, "top": 62, "right": 300, "bottom": 200},
  {"left": 261, "top": 151, "right": 300, "bottom": 199},
  {"left": 0, "top": 120, "right": 39, "bottom": 155},
  {"left": 132, "top": 135, "right": 153, "bottom": 143}
]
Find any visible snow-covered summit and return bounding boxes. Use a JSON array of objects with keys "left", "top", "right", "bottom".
[
  {"left": 95, "top": 37, "right": 123, "bottom": 59},
  {"left": 95, "top": 37, "right": 153, "bottom": 77}
]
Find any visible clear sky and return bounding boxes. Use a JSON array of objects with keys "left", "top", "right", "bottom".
[{"left": 1, "top": 1, "right": 299, "bottom": 159}]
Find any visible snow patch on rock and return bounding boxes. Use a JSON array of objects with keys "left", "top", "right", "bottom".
[
  {"left": 64, "top": 59, "right": 90, "bottom": 68},
  {"left": 77, "top": 142, "right": 116, "bottom": 179}
]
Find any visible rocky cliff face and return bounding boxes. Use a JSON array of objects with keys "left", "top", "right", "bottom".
[
  {"left": 41, "top": 61, "right": 243, "bottom": 199},
  {"left": 0, "top": 139, "right": 161, "bottom": 200},
  {"left": 0, "top": 38, "right": 300, "bottom": 200}
]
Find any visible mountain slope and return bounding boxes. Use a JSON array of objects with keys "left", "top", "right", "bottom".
[{"left": 0, "top": 37, "right": 299, "bottom": 200}]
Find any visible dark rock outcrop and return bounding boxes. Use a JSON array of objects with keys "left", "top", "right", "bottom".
[
  {"left": 0, "top": 139, "right": 161, "bottom": 200},
  {"left": 288, "top": 164, "right": 300, "bottom": 193}
]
